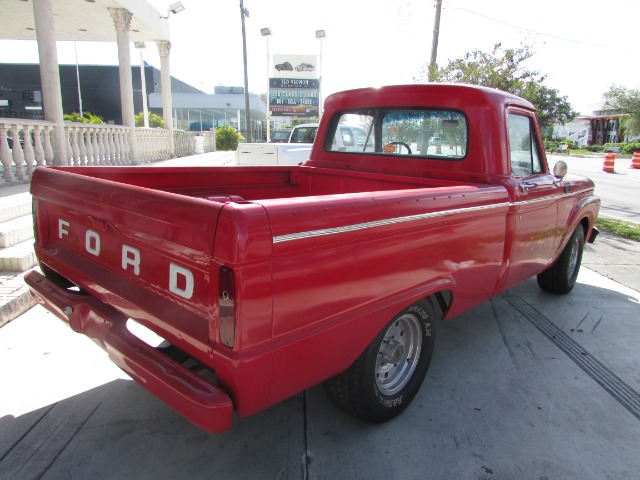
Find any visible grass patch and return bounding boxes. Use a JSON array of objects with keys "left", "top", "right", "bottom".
[{"left": 596, "top": 217, "right": 640, "bottom": 241}]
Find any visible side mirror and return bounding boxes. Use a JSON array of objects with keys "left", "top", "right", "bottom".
[{"left": 553, "top": 161, "right": 568, "bottom": 180}]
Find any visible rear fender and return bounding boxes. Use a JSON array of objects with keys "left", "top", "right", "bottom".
[{"left": 265, "top": 276, "right": 456, "bottom": 409}]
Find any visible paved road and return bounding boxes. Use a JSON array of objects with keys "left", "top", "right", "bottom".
[{"left": 548, "top": 154, "right": 640, "bottom": 224}]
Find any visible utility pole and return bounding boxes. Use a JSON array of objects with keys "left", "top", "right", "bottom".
[
  {"left": 240, "top": 0, "right": 252, "bottom": 142},
  {"left": 428, "top": 0, "right": 443, "bottom": 82}
]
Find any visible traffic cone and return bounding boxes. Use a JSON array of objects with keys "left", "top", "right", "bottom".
[
  {"left": 602, "top": 152, "right": 615, "bottom": 173},
  {"left": 631, "top": 151, "right": 640, "bottom": 169}
]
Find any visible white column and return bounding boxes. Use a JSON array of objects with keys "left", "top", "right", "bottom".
[
  {"left": 32, "top": 0, "right": 68, "bottom": 165},
  {"left": 109, "top": 7, "right": 138, "bottom": 164},
  {"left": 157, "top": 40, "right": 175, "bottom": 158}
]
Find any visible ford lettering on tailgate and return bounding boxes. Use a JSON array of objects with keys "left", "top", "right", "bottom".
[{"left": 53, "top": 212, "right": 201, "bottom": 303}]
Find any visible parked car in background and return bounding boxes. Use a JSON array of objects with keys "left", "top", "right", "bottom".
[
  {"left": 288, "top": 123, "right": 318, "bottom": 144},
  {"left": 271, "top": 129, "right": 292, "bottom": 143},
  {"left": 236, "top": 123, "right": 318, "bottom": 166}
]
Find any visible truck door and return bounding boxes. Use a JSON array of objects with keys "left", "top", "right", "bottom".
[{"left": 504, "top": 112, "right": 561, "bottom": 289}]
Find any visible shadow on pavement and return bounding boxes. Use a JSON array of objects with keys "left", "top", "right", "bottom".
[{"left": 0, "top": 380, "right": 305, "bottom": 480}]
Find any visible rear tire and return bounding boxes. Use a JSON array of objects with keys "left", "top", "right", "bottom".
[
  {"left": 537, "top": 225, "right": 585, "bottom": 294},
  {"left": 323, "top": 298, "right": 438, "bottom": 423}
]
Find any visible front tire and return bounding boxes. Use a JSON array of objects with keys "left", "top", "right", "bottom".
[
  {"left": 537, "top": 225, "right": 585, "bottom": 294},
  {"left": 323, "top": 298, "right": 438, "bottom": 423}
]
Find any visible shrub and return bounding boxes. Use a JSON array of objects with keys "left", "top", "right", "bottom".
[
  {"left": 135, "top": 112, "right": 164, "bottom": 128},
  {"left": 623, "top": 142, "right": 640, "bottom": 154},
  {"left": 544, "top": 140, "right": 575, "bottom": 151},
  {"left": 64, "top": 111, "right": 104, "bottom": 124},
  {"left": 216, "top": 124, "right": 244, "bottom": 151}
]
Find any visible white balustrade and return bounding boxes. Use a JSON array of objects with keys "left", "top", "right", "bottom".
[
  {"left": 2, "top": 118, "right": 216, "bottom": 185},
  {"left": 202, "top": 130, "right": 216, "bottom": 153},
  {"left": 1, "top": 119, "right": 55, "bottom": 183}
]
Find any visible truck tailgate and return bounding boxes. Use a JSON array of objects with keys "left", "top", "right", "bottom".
[{"left": 30, "top": 167, "right": 225, "bottom": 355}]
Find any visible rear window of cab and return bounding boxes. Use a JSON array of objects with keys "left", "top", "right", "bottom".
[{"left": 325, "top": 109, "right": 468, "bottom": 160}]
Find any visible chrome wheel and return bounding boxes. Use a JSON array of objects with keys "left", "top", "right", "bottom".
[
  {"left": 376, "top": 313, "right": 422, "bottom": 396},
  {"left": 568, "top": 236, "right": 580, "bottom": 279}
]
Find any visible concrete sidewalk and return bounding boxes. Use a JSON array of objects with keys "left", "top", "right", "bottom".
[{"left": 1, "top": 268, "right": 639, "bottom": 479}]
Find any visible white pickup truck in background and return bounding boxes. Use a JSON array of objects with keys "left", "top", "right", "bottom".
[
  {"left": 235, "top": 123, "right": 372, "bottom": 165},
  {"left": 235, "top": 123, "right": 318, "bottom": 166}
]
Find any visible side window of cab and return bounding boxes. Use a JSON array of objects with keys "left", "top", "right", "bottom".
[{"left": 508, "top": 114, "right": 543, "bottom": 177}]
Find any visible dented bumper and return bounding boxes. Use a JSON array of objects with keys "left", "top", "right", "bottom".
[{"left": 25, "top": 270, "right": 233, "bottom": 433}]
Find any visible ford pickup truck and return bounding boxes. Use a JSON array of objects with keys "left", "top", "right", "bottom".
[{"left": 26, "top": 84, "right": 600, "bottom": 433}]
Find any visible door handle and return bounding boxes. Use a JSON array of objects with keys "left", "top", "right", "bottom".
[{"left": 519, "top": 182, "right": 537, "bottom": 192}]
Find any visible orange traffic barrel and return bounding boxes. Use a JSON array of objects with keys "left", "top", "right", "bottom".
[
  {"left": 602, "top": 152, "right": 616, "bottom": 173},
  {"left": 631, "top": 151, "right": 640, "bottom": 169}
]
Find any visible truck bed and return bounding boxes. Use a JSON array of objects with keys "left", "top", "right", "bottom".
[{"left": 54, "top": 165, "right": 467, "bottom": 201}]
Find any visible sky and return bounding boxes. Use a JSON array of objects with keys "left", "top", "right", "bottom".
[{"left": 1, "top": 0, "right": 638, "bottom": 115}]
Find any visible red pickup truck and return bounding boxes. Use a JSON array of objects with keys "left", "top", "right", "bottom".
[{"left": 26, "top": 84, "right": 600, "bottom": 433}]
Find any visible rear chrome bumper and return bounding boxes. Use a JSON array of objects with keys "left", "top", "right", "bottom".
[{"left": 25, "top": 270, "right": 233, "bottom": 433}]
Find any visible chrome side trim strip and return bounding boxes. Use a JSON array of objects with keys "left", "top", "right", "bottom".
[
  {"left": 272, "top": 187, "right": 594, "bottom": 244},
  {"left": 273, "top": 202, "right": 510, "bottom": 244}
]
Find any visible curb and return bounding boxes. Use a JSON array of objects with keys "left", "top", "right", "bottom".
[{"left": 0, "top": 269, "right": 37, "bottom": 328}]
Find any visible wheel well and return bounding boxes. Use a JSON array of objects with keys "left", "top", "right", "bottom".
[
  {"left": 580, "top": 217, "right": 590, "bottom": 235},
  {"left": 580, "top": 216, "right": 598, "bottom": 243},
  {"left": 430, "top": 290, "right": 452, "bottom": 319}
]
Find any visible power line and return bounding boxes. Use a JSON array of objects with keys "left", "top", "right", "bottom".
[{"left": 452, "top": 7, "right": 607, "bottom": 48}]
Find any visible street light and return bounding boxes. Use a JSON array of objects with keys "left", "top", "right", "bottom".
[
  {"left": 168, "top": 1, "right": 185, "bottom": 14},
  {"left": 135, "top": 42, "right": 149, "bottom": 128},
  {"left": 74, "top": 41, "right": 83, "bottom": 117},
  {"left": 160, "top": 1, "right": 185, "bottom": 18},
  {"left": 315, "top": 29, "right": 326, "bottom": 118},
  {"left": 239, "top": 1, "right": 252, "bottom": 142},
  {"left": 261, "top": 27, "right": 272, "bottom": 142},
  {"left": 428, "top": 0, "right": 443, "bottom": 82}
]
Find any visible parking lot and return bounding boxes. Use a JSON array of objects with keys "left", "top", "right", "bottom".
[{"left": 2, "top": 253, "right": 639, "bottom": 479}]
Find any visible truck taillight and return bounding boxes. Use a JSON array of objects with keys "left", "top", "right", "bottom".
[{"left": 219, "top": 266, "right": 236, "bottom": 348}]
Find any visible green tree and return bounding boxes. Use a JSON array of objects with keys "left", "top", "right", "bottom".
[
  {"left": 135, "top": 111, "right": 164, "bottom": 128},
  {"left": 216, "top": 124, "right": 244, "bottom": 151},
  {"left": 417, "top": 43, "right": 577, "bottom": 132},
  {"left": 602, "top": 85, "right": 640, "bottom": 136}
]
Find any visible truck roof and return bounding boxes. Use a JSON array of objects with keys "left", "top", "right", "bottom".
[
  {"left": 324, "top": 84, "right": 535, "bottom": 112},
  {"left": 311, "top": 84, "right": 539, "bottom": 179}
]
